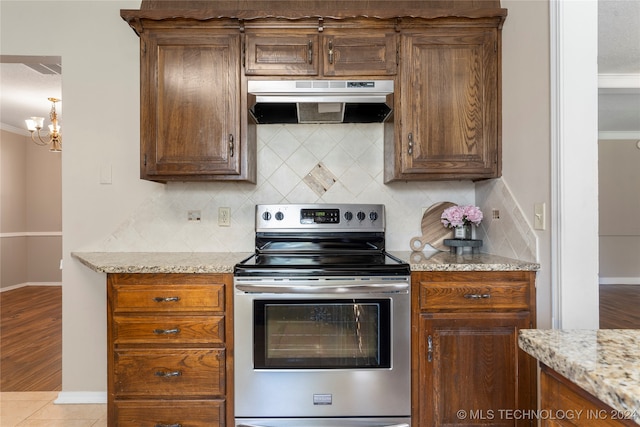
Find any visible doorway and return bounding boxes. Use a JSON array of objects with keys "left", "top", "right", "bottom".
[{"left": 0, "top": 55, "right": 63, "bottom": 390}]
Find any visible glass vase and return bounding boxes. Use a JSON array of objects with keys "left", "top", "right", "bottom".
[{"left": 454, "top": 223, "right": 472, "bottom": 240}]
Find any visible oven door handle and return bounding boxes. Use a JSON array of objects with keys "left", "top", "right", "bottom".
[{"left": 235, "top": 282, "right": 409, "bottom": 294}]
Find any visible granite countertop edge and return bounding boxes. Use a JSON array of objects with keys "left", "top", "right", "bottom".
[
  {"left": 72, "top": 250, "right": 539, "bottom": 274},
  {"left": 518, "top": 329, "right": 640, "bottom": 425},
  {"left": 71, "top": 251, "right": 253, "bottom": 274}
]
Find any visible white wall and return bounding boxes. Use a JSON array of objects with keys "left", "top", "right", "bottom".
[
  {"left": 599, "top": 139, "right": 640, "bottom": 283},
  {"left": 0, "top": 128, "right": 62, "bottom": 289},
  {"left": 500, "top": 0, "right": 552, "bottom": 327},
  {"left": 1, "top": 0, "right": 151, "bottom": 393},
  {"left": 1, "top": 0, "right": 557, "bottom": 395}
]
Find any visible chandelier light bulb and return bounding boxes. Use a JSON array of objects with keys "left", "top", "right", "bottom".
[{"left": 25, "top": 98, "right": 62, "bottom": 151}]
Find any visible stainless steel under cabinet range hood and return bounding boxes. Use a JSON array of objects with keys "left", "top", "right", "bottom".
[{"left": 248, "top": 80, "right": 394, "bottom": 124}]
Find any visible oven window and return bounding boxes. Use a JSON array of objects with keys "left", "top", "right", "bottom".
[{"left": 253, "top": 299, "right": 391, "bottom": 369}]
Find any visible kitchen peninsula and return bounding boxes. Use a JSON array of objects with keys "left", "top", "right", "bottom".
[{"left": 519, "top": 329, "right": 640, "bottom": 426}]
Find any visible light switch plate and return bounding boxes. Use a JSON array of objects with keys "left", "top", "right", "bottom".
[{"left": 100, "top": 164, "right": 112, "bottom": 184}]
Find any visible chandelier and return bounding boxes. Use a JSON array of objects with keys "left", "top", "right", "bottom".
[{"left": 25, "top": 97, "right": 62, "bottom": 152}]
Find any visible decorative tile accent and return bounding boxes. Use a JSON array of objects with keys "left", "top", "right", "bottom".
[{"left": 303, "top": 163, "right": 337, "bottom": 196}]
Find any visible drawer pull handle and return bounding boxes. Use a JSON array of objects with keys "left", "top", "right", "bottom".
[
  {"left": 153, "top": 328, "right": 180, "bottom": 335},
  {"left": 155, "top": 424, "right": 182, "bottom": 427},
  {"left": 427, "top": 335, "right": 433, "bottom": 363},
  {"left": 154, "top": 370, "right": 182, "bottom": 378},
  {"left": 464, "top": 293, "right": 491, "bottom": 299},
  {"left": 153, "top": 296, "right": 180, "bottom": 303}
]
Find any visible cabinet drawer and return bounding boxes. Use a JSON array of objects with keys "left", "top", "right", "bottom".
[
  {"left": 114, "top": 349, "right": 225, "bottom": 397},
  {"left": 420, "top": 281, "right": 529, "bottom": 311},
  {"left": 245, "top": 33, "right": 320, "bottom": 75},
  {"left": 112, "top": 284, "right": 224, "bottom": 313},
  {"left": 115, "top": 399, "right": 224, "bottom": 427},
  {"left": 113, "top": 315, "right": 225, "bottom": 345}
]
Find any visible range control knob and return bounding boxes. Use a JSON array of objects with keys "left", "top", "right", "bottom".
[
  {"left": 369, "top": 211, "right": 379, "bottom": 221},
  {"left": 356, "top": 211, "right": 366, "bottom": 221},
  {"left": 275, "top": 211, "right": 284, "bottom": 221},
  {"left": 262, "top": 211, "right": 272, "bottom": 221},
  {"left": 344, "top": 211, "right": 353, "bottom": 221}
]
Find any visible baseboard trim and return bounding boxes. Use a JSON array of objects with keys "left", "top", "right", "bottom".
[
  {"left": 54, "top": 391, "right": 107, "bottom": 405},
  {"left": 0, "top": 282, "right": 62, "bottom": 293},
  {"left": 599, "top": 277, "right": 640, "bottom": 285}
]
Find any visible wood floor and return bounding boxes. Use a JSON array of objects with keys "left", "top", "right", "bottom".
[
  {"left": 0, "top": 286, "right": 62, "bottom": 391},
  {"left": 0, "top": 284, "right": 637, "bottom": 392},
  {"left": 599, "top": 284, "right": 640, "bottom": 329}
]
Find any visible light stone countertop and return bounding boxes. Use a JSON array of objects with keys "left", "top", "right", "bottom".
[
  {"left": 519, "top": 329, "right": 640, "bottom": 425},
  {"left": 391, "top": 251, "right": 540, "bottom": 271},
  {"left": 72, "top": 251, "right": 539, "bottom": 274},
  {"left": 71, "top": 252, "right": 253, "bottom": 274}
]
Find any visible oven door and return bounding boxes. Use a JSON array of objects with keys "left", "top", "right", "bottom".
[
  {"left": 234, "top": 277, "right": 411, "bottom": 419},
  {"left": 254, "top": 297, "right": 391, "bottom": 369}
]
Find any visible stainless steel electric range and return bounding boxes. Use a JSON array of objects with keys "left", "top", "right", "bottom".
[{"left": 234, "top": 204, "right": 411, "bottom": 427}]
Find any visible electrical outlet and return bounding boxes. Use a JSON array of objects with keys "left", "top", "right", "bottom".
[
  {"left": 492, "top": 209, "right": 500, "bottom": 219},
  {"left": 218, "top": 207, "right": 231, "bottom": 226},
  {"left": 187, "top": 210, "right": 201, "bottom": 221},
  {"left": 534, "top": 203, "right": 546, "bottom": 230}
]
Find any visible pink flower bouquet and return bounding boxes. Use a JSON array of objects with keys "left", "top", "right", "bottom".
[{"left": 441, "top": 205, "right": 483, "bottom": 228}]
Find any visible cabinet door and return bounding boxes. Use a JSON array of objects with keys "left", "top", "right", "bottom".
[
  {"left": 245, "top": 32, "right": 319, "bottom": 75},
  {"left": 393, "top": 29, "right": 499, "bottom": 181},
  {"left": 141, "top": 30, "right": 243, "bottom": 180},
  {"left": 322, "top": 31, "right": 398, "bottom": 76},
  {"left": 417, "top": 313, "right": 535, "bottom": 427}
]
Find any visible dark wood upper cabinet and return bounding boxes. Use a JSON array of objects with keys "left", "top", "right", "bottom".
[
  {"left": 139, "top": 25, "right": 256, "bottom": 182},
  {"left": 245, "top": 31, "right": 320, "bottom": 76},
  {"left": 321, "top": 30, "right": 398, "bottom": 77},
  {"left": 385, "top": 19, "right": 503, "bottom": 182},
  {"left": 243, "top": 21, "right": 398, "bottom": 77},
  {"left": 121, "top": 4, "right": 506, "bottom": 183},
  {"left": 141, "top": 28, "right": 251, "bottom": 182}
]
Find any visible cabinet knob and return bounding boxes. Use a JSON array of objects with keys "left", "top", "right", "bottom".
[{"left": 408, "top": 132, "right": 414, "bottom": 155}]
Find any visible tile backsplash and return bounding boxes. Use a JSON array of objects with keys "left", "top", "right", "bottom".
[
  {"left": 89, "top": 123, "right": 535, "bottom": 259},
  {"left": 475, "top": 179, "right": 537, "bottom": 261}
]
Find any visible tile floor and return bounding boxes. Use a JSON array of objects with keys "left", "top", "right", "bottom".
[{"left": 0, "top": 392, "right": 106, "bottom": 426}]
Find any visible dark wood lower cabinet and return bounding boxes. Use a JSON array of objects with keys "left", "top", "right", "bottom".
[
  {"left": 115, "top": 400, "right": 225, "bottom": 427},
  {"left": 107, "top": 273, "right": 233, "bottom": 427},
  {"left": 412, "top": 271, "right": 537, "bottom": 427},
  {"left": 540, "top": 364, "right": 638, "bottom": 427}
]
